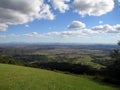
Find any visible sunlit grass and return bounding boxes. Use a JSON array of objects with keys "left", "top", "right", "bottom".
[{"left": 0, "top": 64, "right": 118, "bottom": 90}]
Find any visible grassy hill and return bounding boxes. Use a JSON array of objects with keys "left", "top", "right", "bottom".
[{"left": 0, "top": 64, "right": 118, "bottom": 90}]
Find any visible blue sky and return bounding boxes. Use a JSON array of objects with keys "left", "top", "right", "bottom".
[{"left": 0, "top": 0, "right": 120, "bottom": 44}]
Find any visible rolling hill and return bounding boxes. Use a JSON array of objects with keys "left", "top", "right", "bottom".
[{"left": 0, "top": 64, "right": 118, "bottom": 90}]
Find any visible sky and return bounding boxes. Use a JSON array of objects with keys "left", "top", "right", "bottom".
[{"left": 0, "top": 0, "right": 120, "bottom": 44}]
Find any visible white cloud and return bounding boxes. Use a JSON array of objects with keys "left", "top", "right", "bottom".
[
  {"left": 24, "top": 32, "right": 39, "bottom": 37},
  {"left": 47, "top": 30, "right": 87, "bottom": 36},
  {"left": 0, "top": 0, "right": 116, "bottom": 31},
  {"left": 47, "top": 23, "right": 120, "bottom": 36},
  {"left": 0, "top": 0, "right": 54, "bottom": 31},
  {"left": 92, "top": 24, "right": 120, "bottom": 33},
  {"left": 114, "top": 24, "right": 120, "bottom": 30},
  {"left": 25, "top": 24, "right": 29, "bottom": 27},
  {"left": 91, "top": 24, "right": 113, "bottom": 33},
  {"left": 0, "top": 24, "right": 8, "bottom": 31},
  {"left": 72, "top": 0, "right": 114, "bottom": 16},
  {"left": 31, "top": 32, "right": 38, "bottom": 35},
  {"left": 1, "top": 23, "right": 120, "bottom": 43},
  {"left": 112, "top": 24, "right": 120, "bottom": 33},
  {"left": 24, "top": 32, "right": 47, "bottom": 39},
  {"left": 50, "top": 0, "right": 70, "bottom": 13},
  {"left": 47, "top": 31, "right": 60, "bottom": 35},
  {"left": 99, "top": 21, "right": 103, "bottom": 24},
  {"left": 38, "top": 4, "right": 54, "bottom": 20},
  {"left": 68, "top": 21, "right": 86, "bottom": 29},
  {"left": 0, "top": 35, "right": 6, "bottom": 38}
]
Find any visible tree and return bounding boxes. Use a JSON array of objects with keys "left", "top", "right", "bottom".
[
  {"left": 118, "top": 40, "right": 120, "bottom": 45},
  {"left": 105, "top": 41, "right": 120, "bottom": 84}
]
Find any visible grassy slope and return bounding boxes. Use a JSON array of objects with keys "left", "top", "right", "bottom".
[{"left": 0, "top": 64, "right": 118, "bottom": 90}]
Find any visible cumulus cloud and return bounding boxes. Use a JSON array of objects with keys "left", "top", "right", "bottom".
[
  {"left": 57, "top": 20, "right": 120, "bottom": 36},
  {"left": 91, "top": 24, "right": 120, "bottom": 33},
  {"left": 47, "top": 23, "right": 120, "bottom": 36},
  {"left": 72, "top": 0, "right": 114, "bottom": 16},
  {"left": 24, "top": 32, "right": 47, "bottom": 38},
  {"left": 112, "top": 24, "right": 120, "bottom": 33},
  {"left": 0, "top": 0, "right": 116, "bottom": 31},
  {"left": 38, "top": 4, "right": 54, "bottom": 20},
  {"left": 47, "top": 28, "right": 102, "bottom": 36},
  {"left": 47, "top": 30, "right": 85, "bottom": 36},
  {"left": 68, "top": 21, "right": 86, "bottom": 29},
  {"left": 50, "top": 0, "right": 70, "bottom": 13},
  {"left": 3, "top": 23, "right": 119, "bottom": 41},
  {"left": 0, "top": 0, "right": 54, "bottom": 31},
  {"left": 91, "top": 24, "right": 113, "bottom": 33},
  {"left": 47, "top": 31, "right": 60, "bottom": 35},
  {"left": 0, "top": 24, "right": 8, "bottom": 31},
  {"left": 24, "top": 32, "right": 39, "bottom": 37}
]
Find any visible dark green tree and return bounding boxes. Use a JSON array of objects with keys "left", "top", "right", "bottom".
[
  {"left": 118, "top": 41, "right": 120, "bottom": 46},
  {"left": 106, "top": 41, "right": 120, "bottom": 84}
]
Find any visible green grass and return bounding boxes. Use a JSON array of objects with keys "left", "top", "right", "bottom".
[
  {"left": 75, "top": 56, "right": 104, "bottom": 69},
  {"left": 0, "top": 64, "right": 118, "bottom": 90}
]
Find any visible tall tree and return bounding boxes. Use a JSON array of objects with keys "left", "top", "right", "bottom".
[{"left": 106, "top": 41, "right": 120, "bottom": 84}]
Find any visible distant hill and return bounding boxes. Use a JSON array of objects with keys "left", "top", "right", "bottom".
[{"left": 0, "top": 64, "right": 118, "bottom": 90}]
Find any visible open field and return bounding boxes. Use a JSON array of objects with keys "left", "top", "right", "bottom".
[
  {"left": 0, "top": 44, "right": 115, "bottom": 69},
  {"left": 0, "top": 64, "right": 118, "bottom": 90}
]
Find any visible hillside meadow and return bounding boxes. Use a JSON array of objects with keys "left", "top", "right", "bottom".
[{"left": 0, "top": 64, "right": 118, "bottom": 90}]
